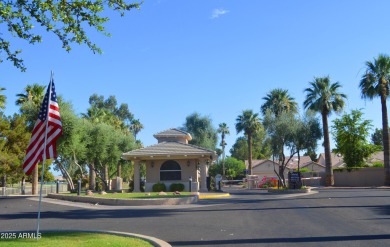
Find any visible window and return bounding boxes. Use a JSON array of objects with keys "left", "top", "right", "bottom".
[{"left": 160, "top": 160, "right": 181, "bottom": 181}]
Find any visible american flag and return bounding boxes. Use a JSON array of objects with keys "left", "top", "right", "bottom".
[{"left": 23, "top": 78, "right": 62, "bottom": 175}]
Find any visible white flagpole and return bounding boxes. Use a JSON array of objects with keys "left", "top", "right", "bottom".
[{"left": 36, "top": 72, "right": 53, "bottom": 239}]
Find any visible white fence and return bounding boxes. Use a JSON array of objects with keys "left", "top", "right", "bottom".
[{"left": 0, "top": 183, "right": 68, "bottom": 196}]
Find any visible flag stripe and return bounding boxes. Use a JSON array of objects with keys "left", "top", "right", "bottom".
[{"left": 23, "top": 77, "right": 62, "bottom": 175}]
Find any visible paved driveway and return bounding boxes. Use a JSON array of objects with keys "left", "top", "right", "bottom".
[{"left": 1, "top": 188, "right": 389, "bottom": 246}]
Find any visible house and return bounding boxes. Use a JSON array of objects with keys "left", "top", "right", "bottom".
[
  {"left": 317, "top": 153, "right": 345, "bottom": 168},
  {"left": 285, "top": 156, "right": 325, "bottom": 172},
  {"left": 245, "top": 159, "right": 282, "bottom": 179},
  {"left": 246, "top": 156, "right": 323, "bottom": 179},
  {"left": 367, "top": 151, "right": 384, "bottom": 164},
  {"left": 121, "top": 128, "right": 217, "bottom": 192}
]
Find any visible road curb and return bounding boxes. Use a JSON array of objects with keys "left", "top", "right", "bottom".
[
  {"left": 41, "top": 229, "right": 171, "bottom": 247},
  {"left": 47, "top": 193, "right": 198, "bottom": 206}
]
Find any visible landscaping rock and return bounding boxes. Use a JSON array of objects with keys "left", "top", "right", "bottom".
[
  {"left": 99, "top": 191, "right": 107, "bottom": 195},
  {"left": 86, "top": 190, "right": 94, "bottom": 196},
  {"left": 158, "top": 191, "right": 167, "bottom": 196}
]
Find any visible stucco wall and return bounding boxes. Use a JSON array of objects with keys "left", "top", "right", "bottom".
[
  {"left": 145, "top": 159, "right": 200, "bottom": 192},
  {"left": 252, "top": 161, "right": 288, "bottom": 178},
  {"left": 333, "top": 167, "right": 385, "bottom": 187}
]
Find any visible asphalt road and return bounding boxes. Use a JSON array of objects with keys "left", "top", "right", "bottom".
[{"left": 1, "top": 188, "right": 389, "bottom": 247}]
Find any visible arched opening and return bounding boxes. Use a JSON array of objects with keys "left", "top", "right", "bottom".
[{"left": 160, "top": 160, "right": 181, "bottom": 181}]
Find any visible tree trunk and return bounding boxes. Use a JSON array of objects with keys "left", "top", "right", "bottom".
[
  {"left": 117, "top": 162, "right": 121, "bottom": 177},
  {"left": 57, "top": 161, "right": 75, "bottom": 191},
  {"left": 89, "top": 163, "right": 96, "bottom": 190},
  {"left": 247, "top": 134, "right": 252, "bottom": 175},
  {"left": 380, "top": 95, "right": 390, "bottom": 186},
  {"left": 322, "top": 112, "right": 334, "bottom": 186},
  {"left": 104, "top": 165, "right": 109, "bottom": 191},
  {"left": 32, "top": 165, "right": 39, "bottom": 195},
  {"left": 1, "top": 174, "right": 6, "bottom": 188}
]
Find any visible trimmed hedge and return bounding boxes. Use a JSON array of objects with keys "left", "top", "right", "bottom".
[
  {"left": 169, "top": 183, "right": 185, "bottom": 192},
  {"left": 152, "top": 182, "right": 166, "bottom": 192}
]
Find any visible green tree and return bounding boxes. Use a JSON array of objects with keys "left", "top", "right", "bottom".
[
  {"left": 16, "top": 83, "right": 46, "bottom": 106},
  {"left": 181, "top": 112, "right": 218, "bottom": 150},
  {"left": 230, "top": 130, "right": 271, "bottom": 162},
  {"left": 359, "top": 54, "right": 390, "bottom": 185},
  {"left": 0, "top": 113, "right": 30, "bottom": 187},
  {"left": 83, "top": 94, "right": 135, "bottom": 132},
  {"left": 1, "top": 1, "right": 141, "bottom": 71},
  {"left": 54, "top": 101, "right": 88, "bottom": 191},
  {"left": 209, "top": 157, "right": 246, "bottom": 180},
  {"left": 294, "top": 111, "right": 323, "bottom": 171},
  {"left": 260, "top": 88, "right": 298, "bottom": 117},
  {"left": 371, "top": 128, "right": 384, "bottom": 147},
  {"left": 0, "top": 87, "right": 6, "bottom": 109},
  {"left": 332, "top": 109, "right": 381, "bottom": 167},
  {"left": 130, "top": 119, "right": 143, "bottom": 141},
  {"left": 235, "top": 110, "right": 262, "bottom": 175},
  {"left": 217, "top": 123, "right": 230, "bottom": 177},
  {"left": 303, "top": 76, "right": 347, "bottom": 186}
]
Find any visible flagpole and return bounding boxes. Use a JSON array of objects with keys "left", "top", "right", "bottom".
[{"left": 36, "top": 72, "right": 53, "bottom": 239}]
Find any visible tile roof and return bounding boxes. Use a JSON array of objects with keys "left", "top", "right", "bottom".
[
  {"left": 318, "top": 153, "right": 345, "bottom": 167},
  {"left": 122, "top": 141, "right": 215, "bottom": 160},
  {"left": 153, "top": 128, "right": 192, "bottom": 140},
  {"left": 246, "top": 156, "right": 316, "bottom": 169}
]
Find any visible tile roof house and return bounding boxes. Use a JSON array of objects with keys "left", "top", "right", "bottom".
[
  {"left": 122, "top": 128, "right": 216, "bottom": 192},
  {"left": 246, "top": 156, "right": 323, "bottom": 179},
  {"left": 317, "top": 153, "right": 345, "bottom": 168},
  {"left": 318, "top": 151, "right": 384, "bottom": 167},
  {"left": 367, "top": 151, "right": 384, "bottom": 164}
]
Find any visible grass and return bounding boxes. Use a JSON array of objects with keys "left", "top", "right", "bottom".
[
  {"left": 66, "top": 191, "right": 194, "bottom": 199},
  {"left": 2, "top": 232, "right": 153, "bottom": 247}
]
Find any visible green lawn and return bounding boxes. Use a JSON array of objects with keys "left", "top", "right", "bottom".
[
  {"left": 2, "top": 232, "right": 153, "bottom": 247},
  {"left": 67, "top": 191, "right": 193, "bottom": 199}
]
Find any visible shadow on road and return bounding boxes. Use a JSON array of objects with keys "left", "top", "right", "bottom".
[{"left": 169, "top": 234, "right": 390, "bottom": 246}]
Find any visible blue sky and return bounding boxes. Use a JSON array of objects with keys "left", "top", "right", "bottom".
[{"left": 2, "top": 0, "right": 390, "bottom": 158}]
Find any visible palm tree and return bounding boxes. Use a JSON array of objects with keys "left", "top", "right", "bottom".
[
  {"left": 359, "top": 54, "right": 390, "bottom": 186},
  {"left": 130, "top": 119, "right": 144, "bottom": 141},
  {"left": 217, "top": 123, "right": 230, "bottom": 177},
  {"left": 261, "top": 88, "right": 298, "bottom": 117},
  {"left": 15, "top": 83, "right": 46, "bottom": 106},
  {"left": 0, "top": 87, "right": 6, "bottom": 109},
  {"left": 303, "top": 76, "right": 347, "bottom": 186},
  {"left": 235, "top": 110, "right": 261, "bottom": 175}
]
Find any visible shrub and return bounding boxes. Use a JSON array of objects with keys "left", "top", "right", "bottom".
[
  {"left": 152, "top": 182, "right": 166, "bottom": 192},
  {"left": 372, "top": 162, "right": 384, "bottom": 167},
  {"left": 169, "top": 183, "right": 185, "bottom": 192}
]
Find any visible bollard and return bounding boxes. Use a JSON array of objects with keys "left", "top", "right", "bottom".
[
  {"left": 56, "top": 179, "right": 59, "bottom": 194},
  {"left": 77, "top": 179, "right": 81, "bottom": 196},
  {"left": 189, "top": 176, "right": 192, "bottom": 192}
]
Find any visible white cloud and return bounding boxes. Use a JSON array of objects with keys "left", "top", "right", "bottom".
[{"left": 211, "top": 8, "right": 230, "bottom": 19}]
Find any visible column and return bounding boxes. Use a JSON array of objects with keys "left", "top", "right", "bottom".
[
  {"left": 200, "top": 161, "right": 208, "bottom": 192},
  {"left": 133, "top": 161, "right": 141, "bottom": 192}
]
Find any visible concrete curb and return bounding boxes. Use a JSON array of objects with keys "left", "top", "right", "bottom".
[
  {"left": 45, "top": 230, "right": 171, "bottom": 247},
  {"left": 47, "top": 193, "right": 198, "bottom": 206},
  {"left": 198, "top": 193, "right": 230, "bottom": 199}
]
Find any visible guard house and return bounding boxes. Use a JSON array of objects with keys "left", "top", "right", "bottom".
[{"left": 121, "top": 128, "right": 217, "bottom": 192}]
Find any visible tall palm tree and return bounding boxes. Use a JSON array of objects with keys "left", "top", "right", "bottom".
[
  {"left": 359, "top": 54, "right": 390, "bottom": 186},
  {"left": 130, "top": 119, "right": 144, "bottom": 141},
  {"left": 261, "top": 88, "right": 298, "bottom": 117},
  {"left": 15, "top": 83, "right": 46, "bottom": 106},
  {"left": 217, "top": 123, "right": 230, "bottom": 176},
  {"left": 0, "top": 87, "right": 6, "bottom": 109},
  {"left": 235, "top": 110, "right": 261, "bottom": 175},
  {"left": 303, "top": 76, "right": 347, "bottom": 186}
]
